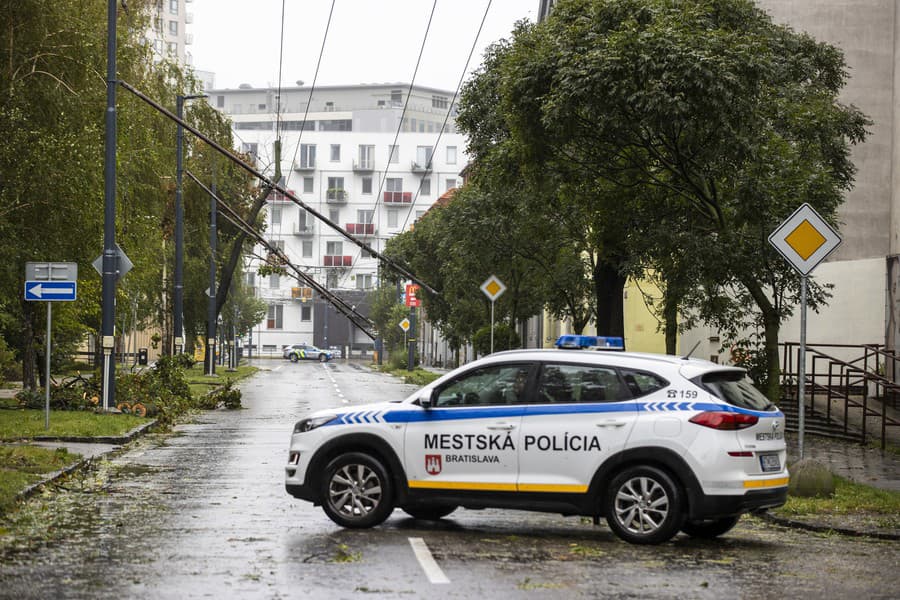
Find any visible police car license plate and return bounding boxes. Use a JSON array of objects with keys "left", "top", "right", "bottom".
[{"left": 760, "top": 453, "right": 781, "bottom": 473}]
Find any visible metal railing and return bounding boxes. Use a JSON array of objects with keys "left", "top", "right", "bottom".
[{"left": 781, "top": 342, "right": 900, "bottom": 448}]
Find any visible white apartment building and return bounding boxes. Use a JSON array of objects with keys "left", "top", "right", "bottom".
[
  {"left": 145, "top": 0, "right": 194, "bottom": 67},
  {"left": 209, "top": 83, "right": 466, "bottom": 355}
]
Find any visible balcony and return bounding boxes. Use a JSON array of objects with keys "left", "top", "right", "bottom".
[
  {"left": 411, "top": 160, "right": 432, "bottom": 173},
  {"left": 384, "top": 191, "right": 412, "bottom": 204},
  {"left": 258, "top": 288, "right": 291, "bottom": 302},
  {"left": 346, "top": 223, "right": 375, "bottom": 236},
  {"left": 293, "top": 160, "right": 316, "bottom": 171},
  {"left": 267, "top": 189, "right": 295, "bottom": 202},
  {"left": 293, "top": 222, "right": 314, "bottom": 236},
  {"left": 353, "top": 159, "right": 375, "bottom": 172},
  {"left": 323, "top": 255, "right": 353, "bottom": 267},
  {"left": 326, "top": 188, "right": 347, "bottom": 203}
]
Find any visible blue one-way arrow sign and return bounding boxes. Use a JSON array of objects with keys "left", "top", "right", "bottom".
[{"left": 25, "top": 281, "right": 77, "bottom": 301}]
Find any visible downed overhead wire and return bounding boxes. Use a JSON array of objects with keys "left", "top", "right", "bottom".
[
  {"left": 117, "top": 79, "right": 438, "bottom": 296},
  {"left": 185, "top": 170, "right": 376, "bottom": 339}
]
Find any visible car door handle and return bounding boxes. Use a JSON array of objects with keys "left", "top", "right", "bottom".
[
  {"left": 596, "top": 420, "right": 627, "bottom": 428},
  {"left": 487, "top": 423, "right": 515, "bottom": 431}
]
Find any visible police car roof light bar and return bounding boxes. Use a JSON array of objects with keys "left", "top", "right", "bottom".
[{"left": 554, "top": 335, "right": 625, "bottom": 351}]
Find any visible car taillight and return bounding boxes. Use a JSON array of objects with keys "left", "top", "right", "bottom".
[{"left": 689, "top": 411, "right": 759, "bottom": 430}]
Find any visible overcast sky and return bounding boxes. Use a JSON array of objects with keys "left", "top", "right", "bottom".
[{"left": 189, "top": 0, "right": 537, "bottom": 92}]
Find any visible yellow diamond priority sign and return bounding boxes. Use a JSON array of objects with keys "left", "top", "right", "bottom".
[
  {"left": 481, "top": 275, "right": 506, "bottom": 301},
  {"left": 768, "top": 204, "right": 841, "bottom": 275}
]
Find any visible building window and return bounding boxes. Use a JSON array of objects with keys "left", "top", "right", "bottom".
[
  {"left": 416, "top": 146, "right": 433, "bottom": 169},
  {"left": 432, "top": 95, "right": 448, "bottom": 109},
  {"left": 270, "top": 205, "right": 282, "bottom": 225},
  {"left": 446, "top": 146, "right": 457, "bottom": 164},
  {"left": 325, "top": 101, "right": 334, "bottom": 112},
  {"left": 357, "top": 209, "right": 374, "bottom": 224},
  {"left": 415, "top": 210, "right": 426, "bottom": 221},
  {"left": 358, "top": 144, "right": 374, "bottom": 169},
  {"left": 166, "top": 41, "right": 178, "bottom": 55},
  {"left": 240, "top": 142, "right": 258, "bottom": 163},
  {"left": 153, "top": 39, "right": 163, "bottom": 53},
  {"left": 302, "top": 240, "right": 313, "bottom": 257},
  {"left": 362, "top": 177, "right": 372, "bottom": 194},
  {"left": 387, "top": 211, "right": 399, "bottom": 228},
  {"left": 386, "top": 177, "right": 402, "bottom": 193},
  {"left": 267, "top": 304, "right": 283, "bottom": 329},
  {"left": 327, "top": 176, "right": 345, "bottom": 199},
  {"left": 301, "top": 305, "right": 311, "bottom": 321},
  {"left": 216, "top": 95, "right": 225, "bottom": 108},
  {"left": 330, "top": 144, "right": 340, "bottom": 161},
  {"left": 272, "top": 240, "right": 285, "bottom": 252},
  {"left": 303, "top": 176, "right": 313, "bottom": 193},
  {"left": 446, "top": 178, "right": 457, "bottom": 191},
  {"left": 269, "top": 274, "right": 280, "bottom": 289},
  {"left": 391, "top": 89, "right": 402, "bottom": 107},
  {"left": 388, "top": 144, "right": 399, "bottom": 164},
  {"left": 154, "top": 17, "right": 163, "bottom": 31},
  {"left": 169, "top": 0, "right": 178, "bottom": 15},
  {"left": 168, "top": 20, "right": 178, "bottom": 35},
  {"left": 421, "top": 178, "right": 431, "bottom": 196},
  {"left": 326, "top": 271, "right": 339, "bottom": 288},
  {"left": 245, "top": 272, "right": 255, "bottom": 287},
  {"left": 326, "top": 241, "right": 343, "bottom": 255},
  {"left": 329, "top": 208, "right": 339, "bottom": 223},
  {"left": 356, "top": 274, "right": 373, "bottom": 289},
  {"left": 299, "top": 144, "right": 316, "bottom": 169}
]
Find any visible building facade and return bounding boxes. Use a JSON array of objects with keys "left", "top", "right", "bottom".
[
  {"left": 146, "top": 0, "right": 194, "bottom": 67},
  {"left": 208, "top": 83, "right": 466, "bottom": 355}
]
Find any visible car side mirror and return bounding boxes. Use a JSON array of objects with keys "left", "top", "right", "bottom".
[{"left": 421, "top": 390, "right": 437, "bottom": 410}]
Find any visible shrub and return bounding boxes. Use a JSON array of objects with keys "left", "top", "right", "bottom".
[{"left": 472, "top": 323, "right": 520, "bottom": 357}]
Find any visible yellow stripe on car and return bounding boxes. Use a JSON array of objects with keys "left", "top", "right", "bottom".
[
  {"left": 743, "top": 477, "right": 790, "bottom": 489},
  {"left": 408, "top": 481, "right": 588, "bottom": 493}
]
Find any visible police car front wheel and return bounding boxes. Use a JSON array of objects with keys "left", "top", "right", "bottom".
[
  {"left": 321, "top": 452, "right": 394, "bottom": 528},
  {"left": 605, "top": 465, "right": 685, "bottom": 545}
]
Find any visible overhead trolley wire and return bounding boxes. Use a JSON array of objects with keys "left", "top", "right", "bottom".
[
  {"left": 341, "top": 0, "right": 439, "bottom": 282},
  {"left": 397, "top": 0, "right": 495, "bottom": 234}
]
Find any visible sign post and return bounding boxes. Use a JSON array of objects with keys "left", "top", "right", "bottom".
[
  {"left": 480, "top": 275, "right": 507, "bottom": 354},
  {"left": 25, "top": 262, "right": 78, "bottom": 429},
  {"left": 768, "top": 203, "right": 841, "bottom": 459},
  {"left": 405, "top": 285, "right": 420, "bottom": 370}
]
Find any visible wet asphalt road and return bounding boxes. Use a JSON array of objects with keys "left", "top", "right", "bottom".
[{"left": 1, "top": 360, "right": 898, "bottom": 599}]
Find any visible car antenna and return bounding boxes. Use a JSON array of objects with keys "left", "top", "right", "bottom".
[{"left": 681, "top": 340, "right": 702, "bottom": 360}]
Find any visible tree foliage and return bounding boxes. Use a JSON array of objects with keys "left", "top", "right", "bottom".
[
  {"left": 0, "top": 1, "right": 255, "bottom": 387},
  {"left": 456, "top": 0, "right": 868, "bottom": 399}
]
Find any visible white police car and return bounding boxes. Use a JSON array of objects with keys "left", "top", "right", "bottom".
[{"left": 285, "top": 338, "right": 788, "bottom": 544}]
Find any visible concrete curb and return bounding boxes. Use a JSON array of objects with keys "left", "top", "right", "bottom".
[
  {"left": 758, "top": 511, "right": 900, "bottom": 541},
  {"left": 11, "top": 419, "right": 158, "bottom": 505},
  {"left": 29, "top": 419, "right": 158, "bottom": 445}
]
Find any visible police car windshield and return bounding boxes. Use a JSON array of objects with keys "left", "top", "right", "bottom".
[{"left": 695, "top": 371, "right": 774, "bottom": 411}]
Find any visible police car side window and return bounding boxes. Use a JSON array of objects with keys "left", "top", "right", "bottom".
[
  {"left": 619, "top": 368, "right": 668, "bottom": 398},
  {"left": 537, "top": 364, "right": 629, "bottom": 404},
  {"left": 434, "top": 364, "right": 532, "bottom": 407}
]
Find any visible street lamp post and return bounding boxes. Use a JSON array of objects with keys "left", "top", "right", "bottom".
[
  {"left": 174, "top": 93, "right": 207, "bottom": 355},
  {"left": 101, "top": 0, "right": 118, "bottom": 410},
  {"left": 206, "top": 158, "right": 217, "bottom": 375}
]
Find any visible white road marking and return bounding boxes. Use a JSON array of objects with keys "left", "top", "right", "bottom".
[
  {"left": 273, "top": 365, "right": 283, "bottom": 372},
  {"left": 408, "top": 537, "right": 449, "bottom": 584}
]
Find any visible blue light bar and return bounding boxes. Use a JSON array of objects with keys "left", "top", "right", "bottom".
[{"left": 554, "top": 335, "right": 625, "bottom": 351}]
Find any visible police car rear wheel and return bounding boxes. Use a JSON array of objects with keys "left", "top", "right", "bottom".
[
  {"left": 319, "top": 354, "right": 327, "bottom": 362},
  {"left": 605, "top": 466, "right": 684, "bottom": 545},
  {"left": 290, "top": 354, "right": 298, "bottom": 362},
  {"left": 402, "top": 505, "right": 457, "bottom": 521},
  {"left": 321, "top": 452, "right": 393, "bottom": 528},
  {"left": 680, "top": 515, "right": 740, "bottom": 539}
]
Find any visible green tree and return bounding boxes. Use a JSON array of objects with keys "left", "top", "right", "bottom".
[{"left": 466, "top": 0, "right": 868, "bottom": 399}]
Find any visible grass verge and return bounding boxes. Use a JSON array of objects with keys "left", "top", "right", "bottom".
[
  {"left": 0, "top": 410, "right": 148, "bottom": 440},
  {"left": 373, "top": 365, "right": 441, "bottom": 387},
  {"left": 0, "top": 446, "right": 81, "bottom": 513},
  {"left": 184, "top": 364, "right": 258, "bottom": 398},
  {"left": 774, "top": 475, "right": 900, "bottom": 525}
]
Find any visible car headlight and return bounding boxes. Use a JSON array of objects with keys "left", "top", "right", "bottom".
[{"left": 293, "top": 415, "right": 337, "bottom": 433}]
